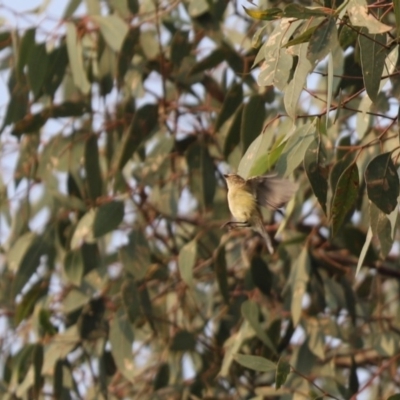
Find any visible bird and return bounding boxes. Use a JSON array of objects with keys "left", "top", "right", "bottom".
[{"left": 223, "top": 173, "right": 297, "bottom": 253}]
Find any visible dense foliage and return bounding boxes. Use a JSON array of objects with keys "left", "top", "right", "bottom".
[{"left": 1, "top": 0, "right": 400, "bottom": 399}]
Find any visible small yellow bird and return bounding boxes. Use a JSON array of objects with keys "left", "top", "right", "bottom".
[{"left": 223, "top": 174, "right": 297, "bottom": 253}]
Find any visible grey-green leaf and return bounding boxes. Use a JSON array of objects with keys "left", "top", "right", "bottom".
[
  {"left": 330, "top": 162, "right": 359, "bottom": 236},
  {"left": 93, "top": 201, "right": 125, "bottom": 238},
  {"left": 276, "top": 120, "right": 316, "bottom": 177},
  {"left": 241, "top": 300, "right": 276, "bottom": 352},
  {"left": 359, "top": 29, "right": 387, "bottom": 102},
  {"left": 234, "top": 354, "right": 277, "bottom": 372},
  {"left": 178, "top": 240, "right": 197, "bottom": 288},
  {"left": 304, "top": 138, "right": 328, "bottom": 214},
  {"left": 365, "top": 152, "right": 399, "bottom": 214}
]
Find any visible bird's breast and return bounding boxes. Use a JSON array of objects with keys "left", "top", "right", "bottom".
[{"left": 227, "top": 188, "right": 256, "bottom": 222}]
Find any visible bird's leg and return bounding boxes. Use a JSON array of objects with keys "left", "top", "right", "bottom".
[{"left": 222, "top": 221, "right": 250, "bottom": 230}]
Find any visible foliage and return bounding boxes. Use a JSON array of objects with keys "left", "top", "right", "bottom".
[{"left": 0, "top": 0, "right": 400, "bottom": 399}]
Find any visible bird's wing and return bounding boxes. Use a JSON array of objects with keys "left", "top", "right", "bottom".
[{"left": 248, "top": 174, "right": 298, "bottom": 210}]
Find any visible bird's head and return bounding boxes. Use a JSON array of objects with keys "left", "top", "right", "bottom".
[{"left": 223, "top": 174, "right": 246, "bottom": 189}]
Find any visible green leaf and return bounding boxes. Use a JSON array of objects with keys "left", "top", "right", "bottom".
[
  {"left": 283, "top": 34, "right": 314, "bottom": 119},
  {"left": 243, "top": 6, "right": 282, "bottom": 21},
  {"left": 330, "top": 162, "right": 359, "bottom": 236},
  {"left": 238, "top": 123, "right": 275, "bottom": 179},
  {"left": 153, "top": 363, "right": 170, "bottom": 390},
  {"left": 85, "top": 134, "right": 103, "bottom": 202},
  {"left": 43, "top": 44, "right": 69, "bottom": 98},
  {"left": 241, "top": 300, "right": 276, "bottom": 352},
  {"left": 370, "top": 202, "right": 394, "bottom": 257},
  {"left": 170, "top": 30, "right": 191, "bottom": 67},
  {"left": 32, "top": 343, "right": 44, "bottom": 394},
  {"left": 9, "top": 233, "right": 52, "bottom": 296},
  {"left": 93, "top": 201, "right": 124, "bottom": 238},
  {"left": 355, "top": 226, "right": 373, "bottom": 276},
  {"left": 170, "top": 330, "right": 196, "bottom": 351},
  {"left": 276, "top": 358, "right": 291, "bottom": 389},
  {"left": 178, "top": 240, "right": 197, "bottom": 288},
  {"left": 387, "top": 395, "right": 400, "bottom": 400},
  {"left": 241, "top": 95, "right": 266, "bottom": 155},
  {"left": 17, "top": 28, "right": 35, "bottom": 81},
  {"left": 1, "top": 69, "right": 29, "bottom": 133},
  {"left": 149, "top": 181, "right": 179, "bottom": 216},
  {"left": 307, "top": 17, "right": 337, "bottom": 65},
  {"left": 64, "top": 249, "right": 84, "bottom": 286},
  {"left": 283, "top": 3, "right": 331, "bottom": 19},
  {"left": 234, "top": 354, "right": 277, "bottom": 372},
  {"left": 250, "top": 255, "right": 273, "bottom": 296},
  {"left": 190, "top": 48, "right": 225, "bottom": 75},
  {"left": 121, "top": 278, "right": 140, "bottom": 323},
  {"left": 27, "top": 43, "right": 48, "bottom": 98},
  {"left": 119, "top": 228, "right": 150, "bottom": 280},
  {"left": 66, "top": 22, "right": 90, "bottom": 94},
  {"left": 304, "top": 138, "right": 328, "bottom": 214},
  {"left": 70, "top": 210, "right": 95, "bottom": 250},
  {"left": 117, "top": 27, "right": 140, "bottom": 85},
  {"left": 365, "top": 152, "right": 399, "bottom": 214},
  {"left": 63, "top": 0, "right": 82, "bottom": 18},
  {"left": 186, "top": 142, "right": 216, "bottom": 209},
  {"left": 276, "top": 120, "right": 316, "bottom": 177},
  {"left": 223, "top": 104, "right": 243, "bottom": 158},
  {"left": 289, "top": 246, "right": 310, "bottom": 326},
  {"left": 347, "top": 0, "right": 391, "bottom": 34},
  {"left": 116, "top": 104, "right": 159, "bottom": 170},
  {"left": 257, "top": 19, "right": 301, "bottom": 89},
  {"left": 128, "top": 0, "right": 139, "bottom": 14},
  {"left": 215, "top": 82, "right": 243, "bottom": 132},
  {"left": 14, "top": 279, "right": 49, "bottom": 325},
  {"left": 359, "top": 29, "right": 387, "bottom": 102},
  {"left": 395, "top": 0, "right": 400, "bottom": 39},
  {"left": 91, "top": 15, "right": 129, "bottom": 52},
  {"left": 214, "top": 245, "right": 229, "bottom": 304},
  {"left": 109, "top": 314, "right": 135, "bottom": 382},
  {"left": 283, "top": 25, "right": 318, "bottom": 49}
]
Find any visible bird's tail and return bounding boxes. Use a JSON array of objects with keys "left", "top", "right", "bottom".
[{"left": 252, "top": 217, "right": 274, "bottom": 254}]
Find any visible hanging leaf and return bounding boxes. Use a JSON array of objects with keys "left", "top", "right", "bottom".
[
  {"left": 66, "top": 22, "right": 90, "bottom": 94},
  {"left": 85, "top": 134, "right": 103, "bottom": 202},
  {"left": 241, "top": 300, "right": 276, "bottom": 352},
  {"left": 109, "top": 314, "right": 135, "bottom": 382},
  {"left": 93, "top": 201, "right": 124, "bottom": 238},
  {"left": 178, "top": 239, "right": 197, "bottom": 288},
  {"left": 283, "top": 3, "right": 331, "bottom": 19},
  {"left": 186, "top": 142, "right": 216, "bottom": 209},
  {"left": 304, "top": 138, "right": 328, "bottom": 214},
  {"left": 91, "top": 15, "right": 129, "bottom": 52},
  {"left": 64, "top": 249, "right": 84, "bottom": 286},
  {"left": 223, "top": 104, "right": 243, "bottom": 158},
  {"left": 241, "top": 95, "right": 267, "bottom": 154},
  {"left": 307, "top": 17, "right": 338, "bottom": 65},
  {"left": 276, "top": 120, "right": 316, "bottom": 177},
  {"left": 121, "top": 278, "right": 141, "bottom": 323},
  {"left": 289, "top": 246, "right": 311, "bottom": 326},
  {"left": 116, "top": 104, "right": 159, "bottom": 170},
  {"left": 215, "top": 82, "right": 243, "bottom": 132},
  {"left": 330, "top": 162, "right": 359, "bottom": 236},
  {"left": 233, "top": 354, "right": 277, "bottom": 372},
  {"left": 369, "top": 202, "right": 394, "bottom": 257},
  {"left": 214, "top": 245, "right": 229, "bottom": 304},
  {"left": 119, "top": 228, "right": 150, "bottom": 280},
  {"left": 276, "top": 358, "right": 291, "bottom": 389},
  {"left": 359, "top": 29, "right": 387, "bottom": 102},
  {"left": 365, "top": 152, "right": 399, "bottom": 214},
  {"left": 243, "top": 7, "right": 282, "bottom": 21}
]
